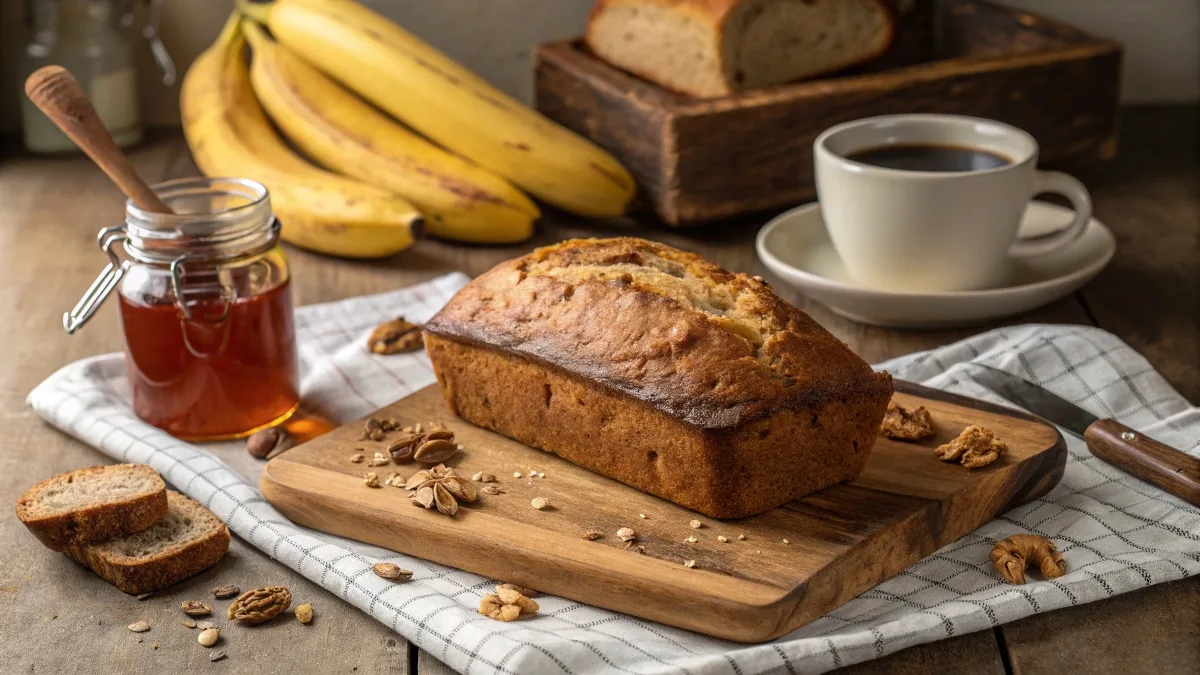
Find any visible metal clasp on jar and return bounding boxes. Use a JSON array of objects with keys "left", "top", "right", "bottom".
[{"left": 63, "top": 225, "right": 128, "bottom": 334}]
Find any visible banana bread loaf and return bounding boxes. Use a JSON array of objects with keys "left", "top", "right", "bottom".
[{"left": 423, "top": 238, "right": 892, "bottom": 518}]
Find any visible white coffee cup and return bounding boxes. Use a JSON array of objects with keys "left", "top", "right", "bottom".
[{"left": 814, "top": 114, "right": 1092, "bottom": 292}]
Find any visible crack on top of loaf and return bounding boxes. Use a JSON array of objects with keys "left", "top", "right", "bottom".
[{"left": 524, "top": 238, "right": 775, "bottom": 354}]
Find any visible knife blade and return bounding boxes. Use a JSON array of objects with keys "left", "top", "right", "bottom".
[
  {"left": 973, "top": 364, "right": 1200, "bottom": 506},
  {"left": 972, "top": 365, "right": 1098, "bottom": 437}
]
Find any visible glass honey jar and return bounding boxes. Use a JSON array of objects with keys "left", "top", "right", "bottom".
[{"left": 66, "top": 177, "right": 300, "bottom": 440}]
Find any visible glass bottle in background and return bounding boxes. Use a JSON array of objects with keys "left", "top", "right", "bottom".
[{"left": 19, "top": 0, "right": 142, "bottom": 153}]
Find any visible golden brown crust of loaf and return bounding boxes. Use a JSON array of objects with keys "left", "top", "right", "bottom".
[
  {"left": 425, "top": 237, "right": 892, "bottom": 429},
  {"left": 426, "top": 334, "right": 885, "bottom": 518}
]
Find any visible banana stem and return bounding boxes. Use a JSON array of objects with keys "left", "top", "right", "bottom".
[
  {"left": 236, "top": 0, "right": 273, "bottom": 24},
  {"left": 241, "top": 16, "right": 271, "bottom": 48}
]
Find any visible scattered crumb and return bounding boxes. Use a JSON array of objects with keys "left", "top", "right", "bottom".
[
  {"left": 531, "top": 497, "right": 550, "bottom": 510},
  {"left": 180, "top": 620, "right": 197, "bottom": 629},
  {"left": 481, "top": 486, "right": 504, "bottom": 495},
  {"left": 350, "top": 453, "right": 365, "bottom": 463},
  {"left": 513, "top": 472, "right": 522, "bottom": 478},
  {"left": 153, "top": 642, "right": 159, "bottom": 650},
  {"left": 210, "top": 650, "right": 227, "bottom": 663},
  {"left": 683, "top": 560, "right": 696, "bottom": 568},
  {"left": 684, "top": 536, "right": 698, "bottom": 544},
  {"left": 689, "top": 520, "right": 703, "bottom": 529},
  {"left": 616, "top": 527, "right": 636, "bottom": 542},
  {"left": 584, "top": 529, "right": 602, "bottom": 540},
  {"left": 737, "top": 534, "right": 746, "bottom": 541},
  {"left": 536, "top": 472, "right": 545, "bottom": 478},
  {"left": 363, "top": 472, "right": 380, "bottom": 488},
  {"left": 782, "top": 538, "right": 790, "bottom": 545},
  {"left": 472, "top": 472, "right": 497, "bottom": 483},
  {"left": 638, "top": 513, "right": 647, "bottom": 519},
  {"left": 527, "top": 470, "right": 536, "bottom": 478},
  {"left": 717, "top": 535, "right": 729, "bottom": 543}
]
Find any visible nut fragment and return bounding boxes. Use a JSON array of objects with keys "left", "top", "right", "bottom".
[
  {"left": 209, "top": 651, "right": 227, "bottom": 663},
  {"left": 990, "top": 534, "right": 1066, "bottom": 584},
  {"left": 782, "top": 538, "right": 790, "bottom": 544},
  {"left": 180, "top": 620, "right": 197, "bottom": 629},
  {"left": 212, "top": 585, "right": 241, "bottom": 599},
  {"left": 513, "top": 472, "right": 522, "bottom": 478},
  {"left": 472, "top": 472, "right": 496, "bottom": 483},
  {"left": 227, "top": 586, "right": 291, "bottom": 625},
  {"left": 531, "top": 497, "right": 550, "bottom": 511},
  {"left": 880, "top": 400, "right": 937, "bottom": 441},
  {"left": 368, "top": 452, "right": 391, "bottom": 467},
  {"left": 197, "top": 621, "right": 216, "bottom": 631},
  {"left": 738, "top": 534, "right": 746, "bottom": 541},
  {"left": 616, "top": 527, "right": 636, "bottom": 542},
  {"left": 127, "top": 620, "right": 150, "bottom": 633},
  {"left": 481, "top": 485, "right": 504, "bottom": 495},
  {"left": 413, "top": 439, "right": 460, "bottom": 464},
  {"left": 373, "top": 562, "right": 413, "bottom": 581},
  {"left": 349, "top": 453, "right": 365, "bottom": 463},
  {"left": 180, "top": 600, "right": 212, "bottom": 616},
  {"left": 717, "top": 535, "right": 729, "bottom": 543},
  {"left": 936, "top": 425, "right": 1006, "bottom": 469},
  {"left": 584, "top": 529, "right": 602, "bottom": 541},
  {"left": 689, "top": 520, "right": 703, "bottom": 529},
  {"left": 684, "top": 536, "right": 698, "bottom": 544},
  {"left": 295, "top": 603, "right": 313, "bottom": 624},
  {"left": 363, "top": 472, "right": 380, "bottom": 488},
  {"left": 683, "top": 560, "right": 697, "bottom": 569},
  {"left": 367, "top": 317, "right": 423, "bottom": 354},
  {"left": 478, "top": 588, "right": 539, "bottom": 622},
  {"left": 198, "top": 627, "right": 219, "bottom": 647},
  {"left": 246, "top": 427, "right": 288, "bottom": 459},
  {"left": 384, "top": 472, "right": 405, "bottom": 487}
]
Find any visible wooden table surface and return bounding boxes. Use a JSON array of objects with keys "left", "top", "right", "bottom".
[{"left": 0, "top": 107, "right": 1196, "bottom": 674}]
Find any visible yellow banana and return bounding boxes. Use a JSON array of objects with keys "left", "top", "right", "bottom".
[
  {"left": 181, "top": 16, "right": 423, "bottom": 259},
  {"left": 241, "top": 22, "right": 538, "bottom": 244},
  {"left": 238, "top": 0, "right": 636, "bottom": 218}
]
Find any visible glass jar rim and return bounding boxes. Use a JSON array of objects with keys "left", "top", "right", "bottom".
[{"left": 125, "top": 176, "right": 276, "bottom": 264}]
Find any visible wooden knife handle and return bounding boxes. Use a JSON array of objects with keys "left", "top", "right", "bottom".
[
  {"left": 24, "top": 65, "right": 172, "bottom": 214},
  {"left": 1084, "top": 418, "right": 1200, "bottom": 506}
]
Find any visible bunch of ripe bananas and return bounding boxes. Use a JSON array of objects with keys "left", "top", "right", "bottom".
[{"left": 181, "top": 0, "right": 635, "bottom": 257}]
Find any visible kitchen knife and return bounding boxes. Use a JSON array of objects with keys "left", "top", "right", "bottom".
[{"left": 973, "top": 364, "right": 1200, "bottom": 507}]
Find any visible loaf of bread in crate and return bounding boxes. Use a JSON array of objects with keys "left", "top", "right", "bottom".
[
  {"left": 423, "top": 238, "right": 892, "bottom": 518},
  {"left": 585, "top": 0, "right": 896, "bottom": 98}
]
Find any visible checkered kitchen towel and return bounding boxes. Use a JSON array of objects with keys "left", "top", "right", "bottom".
[{"left": 27, "top": 273, "right": 1200, "bottom": 675}]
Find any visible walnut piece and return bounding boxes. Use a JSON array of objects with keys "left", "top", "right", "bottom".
[
  {"left": 373, "top": 562, "right": 413, "bottom": 581},
  {"left": 935, "top": 425, "right": 1006, "bottom": 468},
  {"left": 880, "top": 401, "right": 936, "bottom": 441},
  {"left": 478, "top": 588, "right": 539, "bottom": 621},
  {"left": 227, "top": 586, "right": 291, "bottom": 625},
  {"left": 990, "top": 534, "right": 1066, "bottom": 584},
  {"left": 367, "top": 317, "right": 423, "bottom": 354},
  {"left": 496, "top": 583, "right": 538, "bottom": 598}
]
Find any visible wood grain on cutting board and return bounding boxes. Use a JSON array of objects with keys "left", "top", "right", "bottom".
[{"left": 262, "top": 380, "right": 1066, "bottom": 642}]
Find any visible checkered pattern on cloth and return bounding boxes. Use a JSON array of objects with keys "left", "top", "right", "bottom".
[{"left": 27, "top": 273, "right": 1200, "bottom": 675}]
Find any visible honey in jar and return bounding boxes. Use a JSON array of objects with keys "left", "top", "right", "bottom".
[{"left": 66, "top": 177, "right": 300, "bottom": 440}]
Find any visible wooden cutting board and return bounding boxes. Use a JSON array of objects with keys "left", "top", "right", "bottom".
[{"left": 261, "top": 380, "right": 1065, "bottom": 643}]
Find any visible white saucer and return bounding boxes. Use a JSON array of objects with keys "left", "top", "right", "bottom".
[{"left": 756, "top": 201, "right": 1116, "bottom": 328}]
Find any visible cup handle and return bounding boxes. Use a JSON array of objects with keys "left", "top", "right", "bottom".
[{"left": 1009, "top": 171, "right": 1093, "bottom": 258}]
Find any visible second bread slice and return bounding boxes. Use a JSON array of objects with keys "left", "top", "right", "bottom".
[
  {"left": 15, "top": 464, "right": 168, "bottom": 551},
  {"left": 64, "top": 491, "right": 231, "bottom": 595}
]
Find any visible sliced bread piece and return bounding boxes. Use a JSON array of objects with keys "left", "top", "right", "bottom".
[
  {"left": 586, "top": 0, "right": 895, "bottom": 98},
  {"left": 15, "top": 464, "right": 168, "bottom": 552},
  {"left": 64, "top": 491, "right": 231, "bottom": 595}
]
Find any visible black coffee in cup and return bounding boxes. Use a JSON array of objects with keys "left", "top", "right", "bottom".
[{"left": 846, "top": 143, "right": 1011, "bottom": 172}]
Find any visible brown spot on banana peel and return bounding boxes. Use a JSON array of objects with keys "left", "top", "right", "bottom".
[{"left": 503, "top": 142, "right": 532, "bottom": 152}]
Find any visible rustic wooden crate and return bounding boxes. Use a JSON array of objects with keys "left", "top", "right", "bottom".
[{"left": 533, "top": 0, "right": 1122, "bottom": 226}]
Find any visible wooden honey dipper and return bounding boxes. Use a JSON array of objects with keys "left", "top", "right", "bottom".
[{"left": 25, "top": 65, "right": 173, "bottom": 214}]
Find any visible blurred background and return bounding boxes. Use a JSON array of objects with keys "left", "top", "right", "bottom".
[{"left": 2, "top": 0, "right": 1198, "bottom": 136}]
